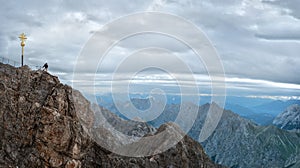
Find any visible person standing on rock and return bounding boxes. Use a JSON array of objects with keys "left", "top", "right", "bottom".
[{"left": 42, "top": 63, "right": 48, "bottom": 72}]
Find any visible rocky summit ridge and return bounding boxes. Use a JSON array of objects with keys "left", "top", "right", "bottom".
[
  {"left": 273, "top": 104, "right": 300, "bottom": 132},
  {"left": 0, "top": 63, "right": 223, "bottom": 168}
]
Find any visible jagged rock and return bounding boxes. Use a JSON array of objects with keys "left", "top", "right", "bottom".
[
  {"left": 273, "top": 104, "right": 300, "bottom": 132},
  {"left": 141, "top": 100, "right": 300, "bottom": 168},
  {"left": 193, "top": 103, "right": 300, "bottom": 168},
  {"left": 0, "top": 63, "right": 223, "bottom": 168}
]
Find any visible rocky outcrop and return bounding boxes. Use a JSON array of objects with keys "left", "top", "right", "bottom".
[
  {"left": 0, "top": 63, "right": 222, "bottom": 168},
  {"left": 0, "top": 63, "right": 91, "bottom": 167},
  {"left": 193, "top": 103, "right": 300, "bottom": 168},
  {"left": 133, "top": 100, "right": 300, "bottom": 168},
  {"left": 273, "top": 104, "right": 300, "bottom": 132}
]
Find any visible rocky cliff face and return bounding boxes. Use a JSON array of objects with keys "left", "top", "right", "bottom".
[
  {"left": 0, "top": 63, "right": 222, "bottom": 168},
  {"left": 273, "top": 104, "right": 300, "bottom": 132},
  {"left": 194, "top": 104, "right": 300, "bottom": 168}
]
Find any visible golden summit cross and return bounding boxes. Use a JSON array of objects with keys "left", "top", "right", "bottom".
[{"left": 18, "top": 33, "right": 27, "bottom": 66}]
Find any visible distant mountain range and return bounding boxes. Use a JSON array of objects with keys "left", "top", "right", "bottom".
[
  {"left": 96, "top": 93, "right": 300, "bottom": 126},
  {"left": 252, "top": 99, "right": 300, "bottom": 115},
  {"left": 96, "top": 95, "right": 300, "bottom": 168},
  {"left": 225, "top": 99, "right": 300, "bottom": 125}
]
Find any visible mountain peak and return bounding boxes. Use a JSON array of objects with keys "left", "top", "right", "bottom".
[
  {"left": 0, "top": 63, "right": 223, "bottom": 168},
  {"left": 273, "top": 104, "right": 300, "bottom": 131}
]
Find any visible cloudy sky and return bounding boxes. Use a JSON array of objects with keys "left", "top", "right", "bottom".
[{"left": 1, "top": 0, "right": 300, "bottom": 99}]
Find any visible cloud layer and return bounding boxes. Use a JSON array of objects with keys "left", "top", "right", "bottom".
[{"left": 0, "top": 0, "right": 299, "bottom": 98}]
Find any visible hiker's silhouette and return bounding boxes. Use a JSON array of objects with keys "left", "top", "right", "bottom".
[{"left": 42, "top": 63, "right": 48, "bottom": 72}]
